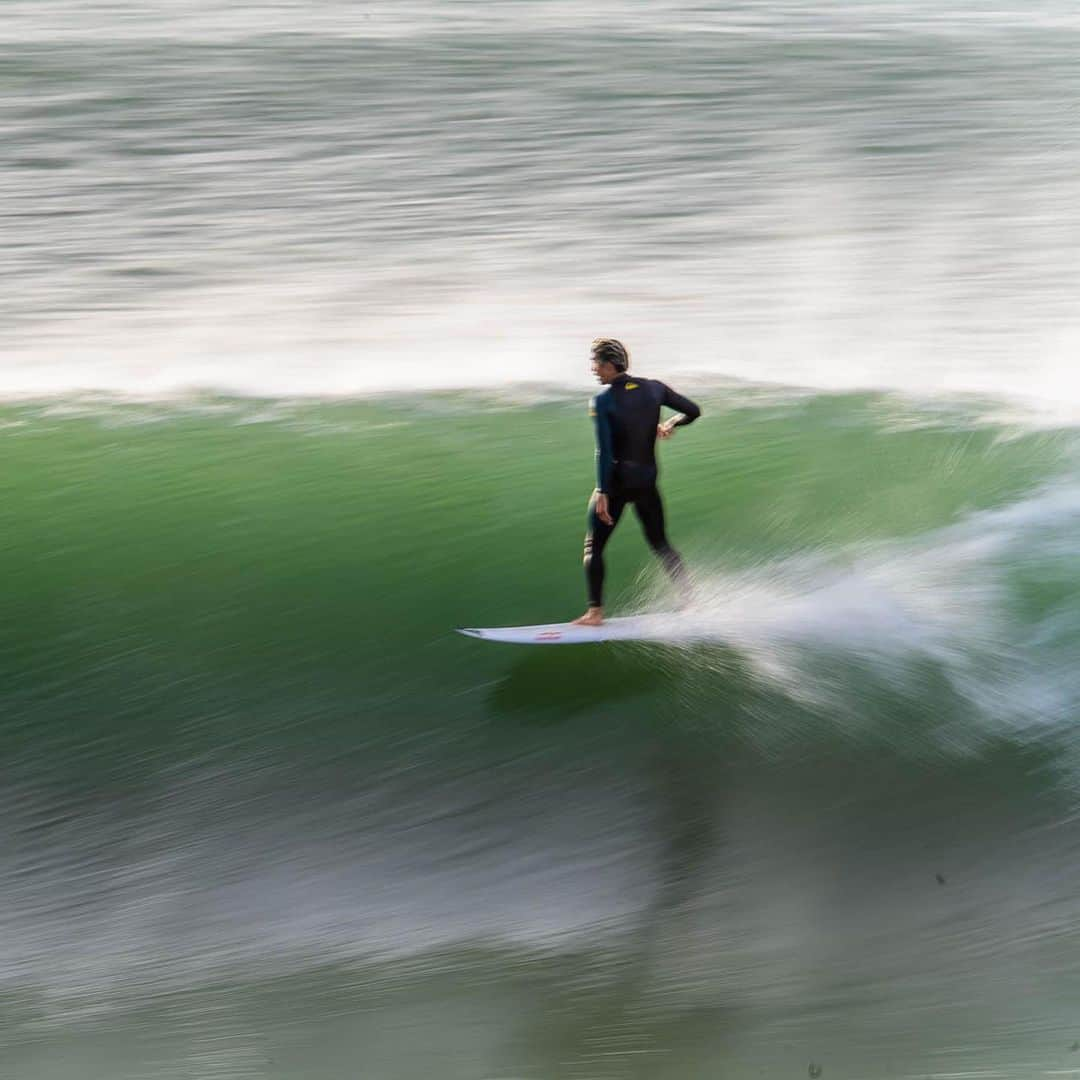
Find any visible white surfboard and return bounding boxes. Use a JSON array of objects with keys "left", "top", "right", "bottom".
[{"left": 457, "top": 614, "right": 696, "bottom": 645}]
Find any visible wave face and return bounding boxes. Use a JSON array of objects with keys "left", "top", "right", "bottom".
[
  {"left": 4, "top": 387, "right": 1080, "bottom": 1077},
  {"left": 6, "top": 1, "right": 1080, "bottom": 404}
]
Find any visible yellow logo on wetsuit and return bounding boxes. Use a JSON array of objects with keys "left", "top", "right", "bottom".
[{"left": 624, "top": 382, "right": 639, "bottom": 390}]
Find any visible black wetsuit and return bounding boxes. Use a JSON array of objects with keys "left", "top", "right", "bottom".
[{"left": 584, "top": 373, "right": 701, "bottom": 607}]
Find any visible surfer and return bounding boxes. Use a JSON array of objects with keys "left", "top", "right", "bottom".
[{"left": 573, "top": 339, "right": 701, "bottom": 626}]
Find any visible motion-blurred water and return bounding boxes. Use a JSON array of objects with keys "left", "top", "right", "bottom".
[
  {"left": 3, "top": 388, "right": 1080, "bottom": 1078},
  {"left": 6, "top": 4, "right": 1080, "bottom": 1079},
  {"left": 6, "top": 1, "right": 1080, "bottom": 400}
]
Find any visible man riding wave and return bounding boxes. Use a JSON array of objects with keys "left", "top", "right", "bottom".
[{"left": 573, "top": 338, "right": 701, "bottom": 627}]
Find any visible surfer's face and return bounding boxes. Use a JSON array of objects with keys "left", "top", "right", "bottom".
[{"left": 592, "top": 358, "right": 620, "bottom": 385}]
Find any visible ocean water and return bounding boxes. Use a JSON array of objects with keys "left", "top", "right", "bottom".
[
  {"left": 5, "top": 4, "right": 1080, "bottom": 1079},
  {"left": 7, "top": 0, "right": 1080, "bottom": 402}
]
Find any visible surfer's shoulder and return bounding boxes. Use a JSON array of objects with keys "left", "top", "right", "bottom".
[
  {"left": 589, "top": 386, "right": 614, "bottom": 416},
  {"left": 628, "top": 374, "right": 663, "bottom": 401}
]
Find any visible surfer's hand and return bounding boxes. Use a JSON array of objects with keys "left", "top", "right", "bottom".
[
  {"left": 594, "top": 492, "right": 614, "bottom": 525},
  {"left": 657, "top": 419, "right": 677, "bottom": 439}
]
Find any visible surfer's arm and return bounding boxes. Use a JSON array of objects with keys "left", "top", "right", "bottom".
[
  {"left": 591, "top": 395, "right": 616, "bottom": 494},
  {"left": 658, "top": 384, "right": 701, "bottom": 438},
  {"left": 659, "top": 384, "right": 701, "bottom": 429}
]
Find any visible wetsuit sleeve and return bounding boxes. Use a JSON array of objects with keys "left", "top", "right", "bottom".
[
  {"left": 590, "top": 394, "right": 616, "bottom": 493},
  {"left": 659, "top": 383, "right": 701, "bottom": 427}
]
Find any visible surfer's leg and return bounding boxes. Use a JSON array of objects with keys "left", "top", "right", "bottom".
[
  {"left": 632, "top": 487, "right": 690, "bottom": 601},
  {"left": 583, "top": 492, "right": 626, "bottom": 609}
]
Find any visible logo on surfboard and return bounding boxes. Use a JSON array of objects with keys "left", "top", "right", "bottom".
[{"left": 534, "top": 630, "right": 563, "bottom": 641}]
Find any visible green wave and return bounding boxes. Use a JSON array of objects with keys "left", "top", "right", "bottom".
[{"left": 1, "top": 389, "right": 1074, "bottom": 774}]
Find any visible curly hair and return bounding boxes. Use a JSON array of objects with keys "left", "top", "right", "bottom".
[{"left": 590, "top": 338, "right": 630, "bottom": 372}]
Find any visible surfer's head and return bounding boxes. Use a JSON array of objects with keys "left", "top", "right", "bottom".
[{"left": 591, "top": 338, "right": 630, "bottom": 384}]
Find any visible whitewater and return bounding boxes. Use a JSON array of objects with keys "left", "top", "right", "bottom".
[{"left": 6, "top": 1, "right": 1080, "bottom": 408}]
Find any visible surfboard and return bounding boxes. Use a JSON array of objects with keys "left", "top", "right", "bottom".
[{"left": 457, "top": 614, "right": 687, "bottom": 645}]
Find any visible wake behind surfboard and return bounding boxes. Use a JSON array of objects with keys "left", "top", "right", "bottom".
[{"left": 457, "top": 614, "right": 695, "bottom": 645}]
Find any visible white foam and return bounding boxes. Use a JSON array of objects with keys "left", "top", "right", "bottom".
[
  {"left": 6, "top": 275, "right": 1080, "bottom": 424},
  {"left": 634, "top": 483, "right": 1080, "bottom": 734}
]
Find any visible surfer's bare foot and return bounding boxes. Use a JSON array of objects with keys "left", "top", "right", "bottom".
[{"left": 572, "top": 607, "right": 604, "bottom": 626}]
